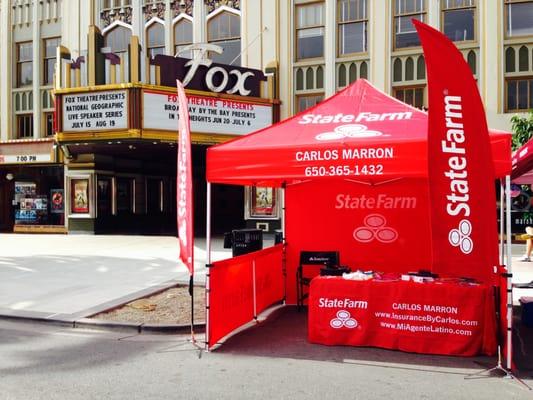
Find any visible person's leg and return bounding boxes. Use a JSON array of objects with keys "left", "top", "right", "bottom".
[{"left": 520, "top": 239, "right": 533, "bottom": 261}]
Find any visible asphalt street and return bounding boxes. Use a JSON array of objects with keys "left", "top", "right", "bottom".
[
  {"left": 1, "top": 315, "right": 532, "bottom": 400},
  {"left": 1, "top": 235, "right": 533, "bottom": 399}
]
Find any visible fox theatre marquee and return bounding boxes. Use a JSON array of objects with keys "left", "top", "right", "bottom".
[
  {"left": 53, "top": 42, "right": 279, "bottom": 234},
  {"left": 56, "top": 50, "right": 276, "bottom": 143}
]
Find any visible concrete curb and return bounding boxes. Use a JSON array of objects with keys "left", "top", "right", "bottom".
[
  {"left": 0, "top": 313, "right": 75, "bottom": 328},
  {"left": 74, "top": 318, "right": 143, "bottom": 333},
  {"left": 0, "top": 313, "right": 207, "bottom": 334},
  {"left": 0, "top": 279, "right": 207, "bottom": 334},
  {"left": 73, "top": 279, "right": 191, "bottom": 320},
  {"left": 141, "top": 323, "right": 206, "bottom": 334}
]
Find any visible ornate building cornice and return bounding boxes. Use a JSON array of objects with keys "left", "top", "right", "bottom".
[
  {"left": 205, "top": 0, "right": 240, "bottom": 14},
  {"left": 101, "top": 6, "right": 133, "bottom": 28},
  {"left": 172, "top": 0, "right": 194, "bottom": 18},
  {"left": 144, "top": 2, "right": 166, "bottom": 22}
]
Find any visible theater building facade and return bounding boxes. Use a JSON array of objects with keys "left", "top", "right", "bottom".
[
  {"left": 0, "top": 0, "right": 281, "bottom": 234},
  {"left": 0, "top": 0, "right": 532, "bottom": 234},
  {"left": 54, "top": 43, "right": 278, "bottom": 234}
]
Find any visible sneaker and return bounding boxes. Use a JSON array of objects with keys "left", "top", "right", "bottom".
[{"left": 519, "top": 255, "right": 531, "bottom": 262}]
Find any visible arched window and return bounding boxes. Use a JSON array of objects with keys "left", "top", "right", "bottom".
[
  {"left": 506, "top": 47, "right": 515, "bottom": 73},
  {"left": 417, "top": 56, "right": 425, "bottom": 79},
  {"left": 405, "top": 57, "right": 414, "bottom": 80},
  {"left": 349, "top": 63, "right": 357, "bottom": 82},
  {"left": 316, "top": 66, "right": 324, "bottom": 89},
  {"left": 174, "top": 18, "right": 193, "bottom": 58},
  {"left": 104, "top": 25, "right": 132, "bottom": 54},
  {"left": 359, "top": 61, "right": 368, "bottom": 79},
  {"left": 519, "top": 45, "right": 529, "bottom": 72},
  {"left": 338, "top": 64, "right": 346, "bottom": 87},
  {"left": 393, "top": 58, "right": 402, "bottom": 82},
  {"left": 467, "top": 51, "right": 476, "bottom": 75},
  {"left": 147, "top": 21, "right": 165, "bottom": 58},
  {"left": 306, "top": 68, "right": 314, "bottom": 89},
  {"left": 296, "top": 68, "right": 304, "bottom": 90},
  {"left": 207, "top": 10, "right": 241, "bottom": 65}
]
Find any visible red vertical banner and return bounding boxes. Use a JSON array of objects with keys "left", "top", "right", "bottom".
[
  {"left": 176, "top": 79, "right": 194, "bottom": 276},
  {"left": 413, "top": 20, "right": 499, "bottom": 284}
]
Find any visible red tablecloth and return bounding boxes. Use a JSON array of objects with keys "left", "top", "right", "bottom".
[{"left": 308, "top": 277, "right": 497, "bottom": 356}]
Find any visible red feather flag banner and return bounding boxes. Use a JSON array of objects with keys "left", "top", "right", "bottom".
[
  {"left": 413, "top": 20, "right": 499, "bottom": 283},
  {"left": 413, "top": 20, "right": 507, "bottom": 363},
  {"left": 176, "top": 79, "right": 194, "bottom": 278}
]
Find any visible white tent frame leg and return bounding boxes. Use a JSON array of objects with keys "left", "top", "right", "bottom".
[
  {"left": 500, "top": 177, "right": 530, "bottom": 388},
  {"left": 466, "top": 177, "right": 532, "bottom": 388},
  {"left": 205, "top": 182, "right": 212, "bottom": 351},
  {"left": 500, "top": 179, "right": 505, "bottom": 266},
  {"left": 505, "top": 175, "right": 512, "bottom": 372},
  {"left": 281, "top": 185, "right": 287, "bottom": 303}
]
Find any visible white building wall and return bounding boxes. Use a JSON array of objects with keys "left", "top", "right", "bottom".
[
  {"left": 278, "top": 0, "right": 292, "bottom": 120},
  {"left": 369, "top": 0, "right": 390, "bottom": 91},
  {"left": 260, "top": 0, "right": 278, "bottom": 70},
  {"left": 61, "top": 0, "right": 91, "bottom": 60},
  {"left": 0, "top": 0, "right": 530, "bottom": 140},
  {"left": 32, "top": 0, "right": 41, "bottom": 139},
  {"left": 0, "top": 0, "right": 12, "bottom": 141},
  {"left": 0, "top": 0, "right": 61, "bottom": 140}
]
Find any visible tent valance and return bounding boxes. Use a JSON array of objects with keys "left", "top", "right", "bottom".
[{"left": 207, "top": 80, "right": 510, "bottom": 186}]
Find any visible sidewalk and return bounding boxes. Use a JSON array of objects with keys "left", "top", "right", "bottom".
[
  {"left": 510, "top": 243, "right": 533, "bottom": 305},
  {"left": 0, "top": 234, "right": 231, "bottom": 322}
]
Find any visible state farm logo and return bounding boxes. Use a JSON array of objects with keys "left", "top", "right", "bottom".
[
  {"left": 353, "top": 214, "right": 398, "bottom": 243},
  {"left": 315, "top": 124, "right": 383, "bottom": 141},
  {"left": 330, "top": 310, "right": 358, "bottom": 329},
  {"left": 442, "top": 95, "right": 473, "bottom": 256},
  {"left": 448, "top": 219, "right": 473, "bottom": 254}
]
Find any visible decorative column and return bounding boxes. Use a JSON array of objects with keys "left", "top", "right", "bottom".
[
  {"left": 369, "top": 0, "right": 389, "bottom": 91},
  {"left": 194, "top": 0, "right": 206, "bottom": 44},
  {"left": 0, "top": 0, "right": 11, "bottom": 140},
  {"left": 480, "top": 0, "right": 501, "bottom": 118},
  {"left": 131, "top": 0, "right": 145, "bottom": 81},
  {"left": 427, "top": 0, "right": 439, "bottom": 29},
  {"left": 165, "top": 0, "right": 173, "bottom": 55},
  {"left": 32, "top": 0, "right": 41, "bottom": 138},
  {"left": 324, "top": 0, "right": 336, "bottom": 97},
  {"left": 278, "top": 0, "right": 291, "bottom": 120}
]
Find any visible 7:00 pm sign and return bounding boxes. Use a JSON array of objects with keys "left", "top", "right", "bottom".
[{"left": 0, "top": 153, "right": 52, "bottom": 164}]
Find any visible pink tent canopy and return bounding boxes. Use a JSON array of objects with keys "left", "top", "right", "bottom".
[{"left": 512, "top": 138, "right": 533, "bottom": 183}]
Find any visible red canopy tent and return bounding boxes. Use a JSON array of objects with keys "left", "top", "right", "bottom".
[{"left": 204, "top": 79, "right": 511, "bottom": 353}]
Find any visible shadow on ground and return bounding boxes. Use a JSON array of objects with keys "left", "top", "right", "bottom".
[
  {"left": 215, "top": 306, "right": 533, "bottom": 380},
  {"left": 0, "top": 323, "right": 197, "bottom": 377}
]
